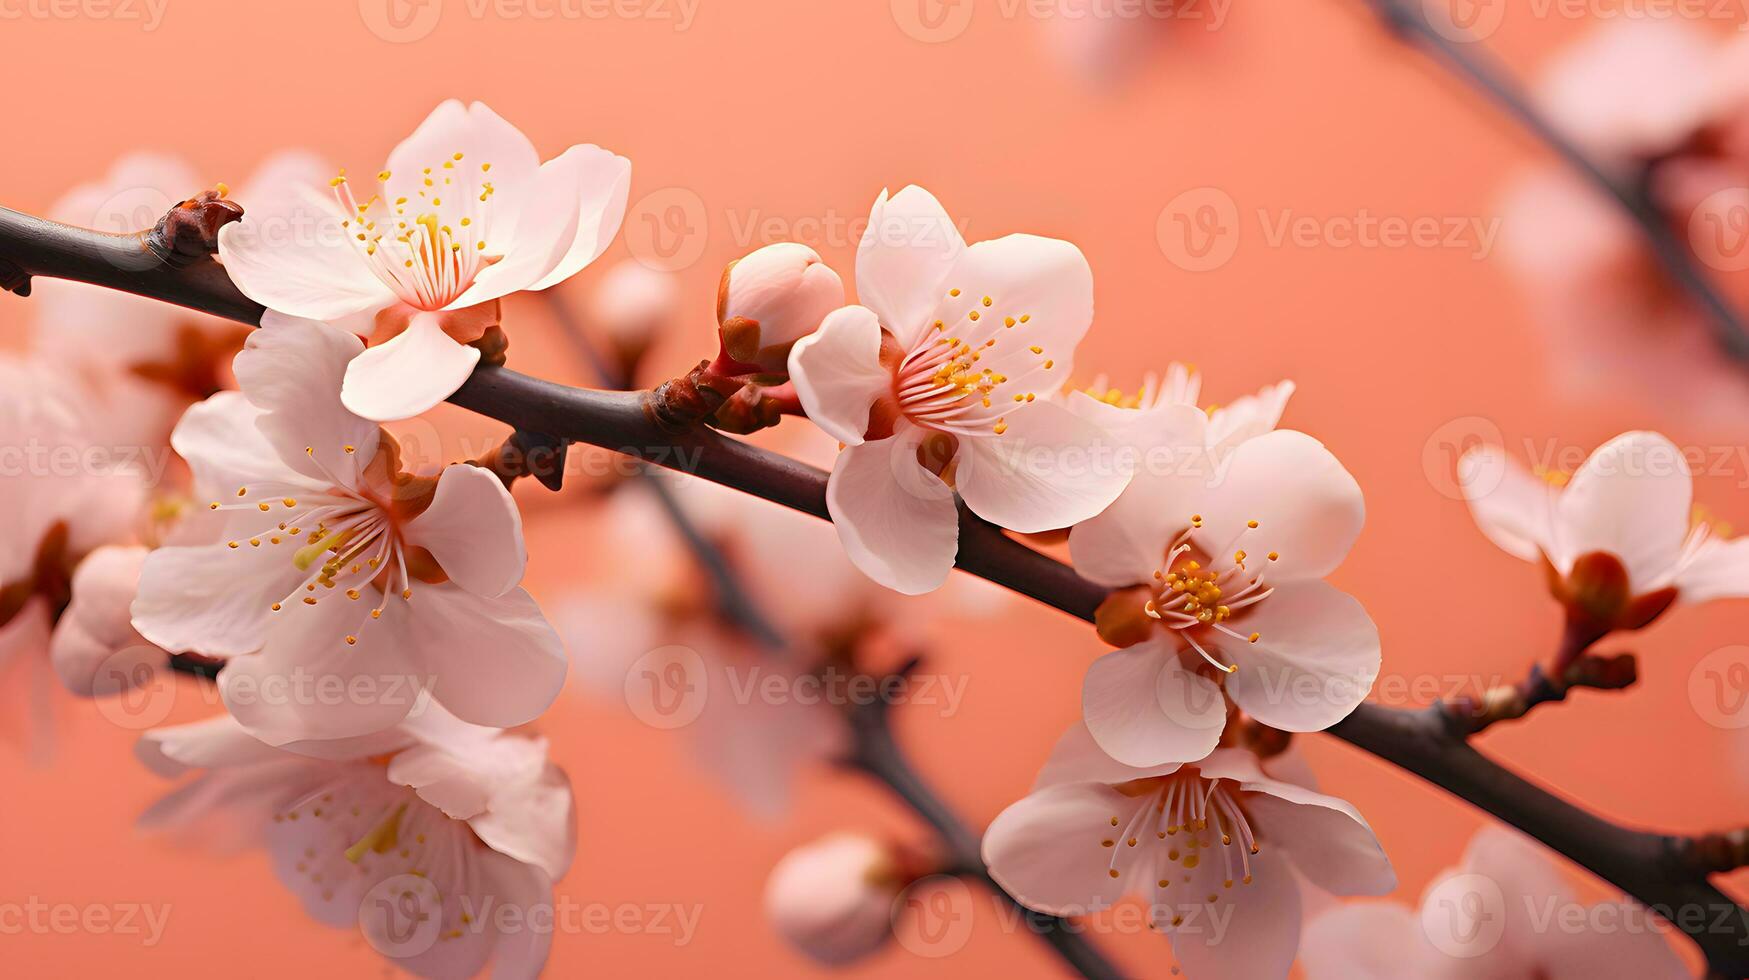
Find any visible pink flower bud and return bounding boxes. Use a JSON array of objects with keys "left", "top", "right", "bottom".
[
  {"left": 587, "top": 260, "right": 679, "bottom": 356},
  {"left": 718, "top": 243, "right": 844, "bottom": 374},
  {"left": 764, "top": 833, "right": 904, "bottom": 965},
  {"left": 49, "top": 546, "right": 165, "bottom": 697}
]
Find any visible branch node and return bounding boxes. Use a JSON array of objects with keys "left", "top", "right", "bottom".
[
  {"left": 645, "top": 360, "right": 747, "bottom": 433},
  {"left": 0, "top": 257, "right": 29, "bottom": 296},
  {"left": 1680, "top": 828, "right": 1749, "bottom": 875},
  {"left": 145, "top": 188, "right": 243, "bottom": 268}
]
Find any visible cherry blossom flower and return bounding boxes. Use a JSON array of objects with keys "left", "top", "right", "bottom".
[
  {"left": 217, "top": 100, "right": 632, "bottom": 421},
  {"left": 1067, "top": 401, "right": 1377, "bottom": 767},
  {"left": 138, "top": 710, "right": 573, "bottom": 979},
  {"left": 982, "top": 723, "right": 1395, "bottom": 980},
  {"left": 130, "top": 314, "right": 565, "bottom": 745},
  {"left": 1301, "top": 827, "right": 1685, "bottom": 980},
  {"left": 764, "top": 832, "right": 911, "bottom": 965},
  {"left": 789, "top": 185, "right": 1130, "bottom": 594},
  {"left": 34, "top": 151, "right": 328, "bottom": 452},
  {"left": 1459, "top": 431, "right": 1749, "bottom": 640},
  {"left": 585, "top": 259, "right": 680, "bottom": 369}
]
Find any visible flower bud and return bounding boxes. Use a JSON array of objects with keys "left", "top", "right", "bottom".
[
  {"left": 764, "top": 832, "right": 906, "bottom": 965},
  {"left": 49, "top": 546, "right": 165, "bottom": 697},
  {"left": 587, "top": 260, "right": 679, "bottom": 367},
  {"left": 718, "top": 243, "right": 844, "bottom": 375}
]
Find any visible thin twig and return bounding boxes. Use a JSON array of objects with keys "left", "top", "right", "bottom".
[
  {"left": 842, "top": 658, "right": 1125, "bottom": 980},
  {"left": 537, "top": 289, "right": 790, "bottom": 653},
  {"left": 1440, "top": 652, "right": 1637, "bottom": 737},
  {"left": 7, "top": 204, "right": 1749, "bottom": 975},
  {"left": 1356, "top": 0, "right": 1749, "bottom": 361}
]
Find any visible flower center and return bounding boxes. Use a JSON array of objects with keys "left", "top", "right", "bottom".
[
  {"left": 891, "top": 288, "right": 1051, "bottom": 438},
  {"left": 205, "top": 441, "right": 443, "bottom": 647},
  {"left": 1101, "top": 770, "right": 1260, "bottom": 897},
  {"left": 331, "top": 153, "right": 501, "bottom": 311},
  {"left": 1143, "top": 517, "right": 1277, "bottom": 674}
]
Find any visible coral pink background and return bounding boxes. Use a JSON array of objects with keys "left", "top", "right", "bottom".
[{"left": 1, "top": 1, "right": 1745, "bottom": 976}]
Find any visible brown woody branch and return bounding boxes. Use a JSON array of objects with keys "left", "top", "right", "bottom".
[{"left": 7, "top": 201, "right": 1749, "bottom": 976}]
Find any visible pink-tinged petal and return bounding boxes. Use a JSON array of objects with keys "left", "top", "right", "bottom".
[
  {"left": 1233, "top": 782, "right": 1396, "bottom": 896},
  {"left": 454, "top": 144, "right": 632, "bottom": 304},
  {"left": 170, "top": 392, "right": 297, "bottom": 499},
  {"left": 1066, "top": 389, "right": 1208, "bottom": 457},
  {"left": 1033, "top": 721, "right": 1184, "bottom": 792},
  {"left": 386, "top": 741, "right": 493, "bottom": 820},
  {"left": 924, "top": 234, "right": 1093, "bottom": 393},
  {"left": 955, "top": 400, "right": 1131, "bottom": 534},
  {"left": 219, "top": 596, "right": 427, "bottom": 744},
  {"left": 1165, "top": 847, "right": 1302, "bottom": 980},
  {"left": 405, "top": 586, "right": 567, "bottom": 729},
  {"left": 855, "top": 186, "right": 966, "bottom": 344},
  {"left": 237, "top": 313, "right": 380, "bottom": 482},
  {"left": 1206, "top": 380, "right": 1294, "bottom": 451},
  {"left": 239, "top": 149, "right": 331, "bottom": 204},
  {"left": 1194, "top": 429, "right": 1364, "bottom": 583},
  {"left": 788, "top": 305, "right": 890, "bottom": 445},
  {"left": 1557, "top": 431, "right": 1692, "bottom": 591},
  {"left": 131, "top": 539, "right": 310, "bottom": 657},
  {"left": 467, "top": 751, "right": 577, "bottom": 881},
  {"left": 216, "top": 187, "right": 392, "bottom": 322},
  {"left": 383, "top": 100, "right": 542, "bottom": 243},
  {"left": 1301, "top": 903, "right": 1427, "bottom": 980},
  {"left": 1457, "top": 825, "right": 1577, "bottom": 911},
  {"left": 1066, "top": 427, "right": 1211, "bottom": 589},
  {"left": 1222, "top": 580, "right": 1380, "bottom": 733},
  {"left": 50, "top": 545, "right": 159, "bottom": 697},
  {"left": 340, "top": 312, "right": 482, "bottom": 422},
  {"left": 1082, "top": 640, "right": 1226, "bottom": 769},
  {"left": 134, "top": 714, "right": 284, "bottom": 778},
  {"left": 825, "top": 430, "right": 959, "bottom": 595},
  {"left": 463, "top": 850, "right": 556, "bottom": 980},
  {"left": 1459, "top": 444, "right": 1558, "bottom": 565},
  {"left": 982, "top": 781, "right": 1140, "bottom": 914},
  {"left": 1677, "top": 537, "right": 1749, "bottom": 603},
  {"left": 403, "top": 463, "right": 526, "bottom": 598}
]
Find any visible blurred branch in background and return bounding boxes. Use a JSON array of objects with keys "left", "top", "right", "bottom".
[
  {"left": 540, "top": 289, "right": 1123, "bottom": 978},
  {"left": 1355, "top": 0, "right": 1749, "bottom": 362},
  {"left": 7, "top": 199, "right": 1749, "bottom": 976}
]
